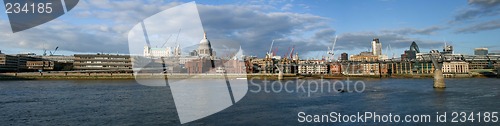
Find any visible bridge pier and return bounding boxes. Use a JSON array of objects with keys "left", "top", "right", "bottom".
[
  {"left": 278, "top": 71, "right": 283, "bottom": 80},
  {"left": 433, "top": 69, "right": 445, "bottom": 88}
]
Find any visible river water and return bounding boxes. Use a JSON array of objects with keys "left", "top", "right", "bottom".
[{"left": 0, "top": 78, "right": 499, "bottom": 125}]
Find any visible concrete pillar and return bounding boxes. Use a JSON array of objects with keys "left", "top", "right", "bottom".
[
  {"left": 433, "top": 69, "right": 446, "bottom": 88},
  {"left": 278, "top": 70, "right": 283, "bottom": 80}
]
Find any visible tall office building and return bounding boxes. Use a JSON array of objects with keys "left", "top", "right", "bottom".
[
  {"left": 474, "top": 48, "right": 488, "bottom": 55},
  {"left": 372, "top": 38, "right": 382, "bottom": 56},
  {"left": 340, "top": 52, "right": 348, "bottom": 61}
]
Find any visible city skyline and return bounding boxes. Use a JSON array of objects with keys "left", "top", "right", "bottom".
[{"left": 0, "top": 0, "right": 499, "bottom": 58}]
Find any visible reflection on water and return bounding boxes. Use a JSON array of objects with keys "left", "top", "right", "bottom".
[{"left": 0, "top": 78, "right": 499, "bottom": 125}]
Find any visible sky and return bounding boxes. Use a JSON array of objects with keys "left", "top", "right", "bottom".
[{"left": 0, "top": 0, "right": 499, "bottom": 58}]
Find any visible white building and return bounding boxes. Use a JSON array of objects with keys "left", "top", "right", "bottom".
[
  {"left": 143, "top": 44, "right": 181, "bottom": 58},
  {"left": 371, "top": 38, "right": 382, "bottom": 56},
  {"left": 442, "top": 61, "right": 469, "bottom": 74},
  {"left": 298, "top": 60, "right": 328, "bottom": 74}
]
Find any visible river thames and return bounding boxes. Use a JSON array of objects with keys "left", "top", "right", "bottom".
[{"left": 0, "top": 78, "right": 499, "bottom": 125}]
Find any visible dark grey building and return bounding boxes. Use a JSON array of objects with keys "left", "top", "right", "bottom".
[
  {"left": 73, "top": 54, "right": 132, "bottom": 72},
  {"left": 0, "top": 53, "right": 42, "bottom": 72},
  {"left": 340, "top": 52, "right": 348, "bottom": 61},
  {"left": 0, "top": 54, "right": 18, "bottom": 72}
]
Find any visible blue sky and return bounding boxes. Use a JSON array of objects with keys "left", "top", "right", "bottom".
[{"left": 0, "top": 0, "right": 499, "bottom": 58}]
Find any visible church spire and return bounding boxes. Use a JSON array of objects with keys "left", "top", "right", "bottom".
[{"left": 204, "top": 32, "right": 207, "bottom": 39}]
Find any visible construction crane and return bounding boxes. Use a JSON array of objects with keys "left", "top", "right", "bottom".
[
  {"left": 267, "top": 40, "right": 274, "bottom": 57},
  {"left": 160, "top": 34, "right": 173, "bottom": 48},
  {"left": 289, "top": 45, "right": 295, "bottom": 59},
  {"left": 156, "top": 28, "right": 182, "bottom": 48},
  {"left": 327, "top": 35, "right": 338, "bottom": 61},
  {"left": 49, "top": 46, "right": 58, "bottom": 56},
  {"left": 386, "top": 44, "right": 395, "bottom": 59},
  {"left": 284, "top": 47, "right": 290, "bottom": 58}
]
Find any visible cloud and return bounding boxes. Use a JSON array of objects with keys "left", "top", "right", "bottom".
[
  {"left": 455, "top": 19, "right": 500, "bottom": 33},
  {"left": 0, "top": 1, "right": 445, "bottom": 58},
  {"left": 298, "top": 4, "right": 310, "bottom": 9},
  {"left": 381, "top": 26, "right": 445, "bottom": 35},
  {"left": 281, "top": 4, "right": 293, "bottom": 11},
  {"left": 453, "top": 0, "right": 500, "bottom": 22},
  {"left": 468, "top": 0, "right": 500, "bottom": 7},
  {"left": 0, "top": 0, "right": 189, "bottom": 54},
  {"left": 451, "top": 0, "right": 500, "bottom": 33},
  {"left": 0, "top": 1, "right": 337, "bottom": 57},
  {"left": 0, "top": 20, "right": 127, "bottom": 54},
  {"left": 197, "top": 4, "right": 336, "bottom": 57}
]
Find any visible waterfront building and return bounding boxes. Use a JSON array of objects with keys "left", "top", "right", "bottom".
[
  {"left": 442, "top": 61, "right": 469, "bottom": 74},
  {"left": 360, "top": 63, "right": 380, "bottom": 75},
  {"left": 465, "top": 55, "right": 496, "bottom": 69},
  {"left": 329, "top": 62, "right": 342, "bottom": 75},
  {"left": 0, "top": 53, "right": 19, "bottom": 72},
  {"left": 340, "top": 62, "right": 389, "bottom": 75},
  {"left": 341, "top": 62, "right": 363, "bottom": 75},
  {"left": 185, "top": 59, "right": 245, "bottom": 74},
  {"left": 277, "top": 57, "right": 292, "bottom": 74},
  {"left": 15, "top": 54, "right": 43, "bottom": 71},
  {"left": 0, "top": 53, "right": 74, "bottom": 72},
  {"left": 474, "top": 48, "right": 488, "bottom": 56},
  {"left": 386, "top": 61, "right": 434, "bottom": 75},
  {"left": 41, "top": 55, "right": 75, "bottom": 63},
  {"left": 263, "top": 55, "right": 276, "bottom": 74},
  {"left": 297, "top": 60, "right": 328, "bottom": 74},
  {"left": 185, "top": 58, "right": 215, "bottom": 74},
  {"left": 246, "top": 58, "right": 260, "bottom": 73},
  {"left": 245, "top": 53, "right": 300, "bottom": 74},
  {"left": 26, "top": 61, "right": 64, "bottom": 71},
  {"left": 73, "top": 54, "right": 132, "bottom": 72}
]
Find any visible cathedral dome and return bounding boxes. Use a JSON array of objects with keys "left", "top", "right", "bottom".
[{"left": 198, "top": 32, "right": 213, "bottom": 57}]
